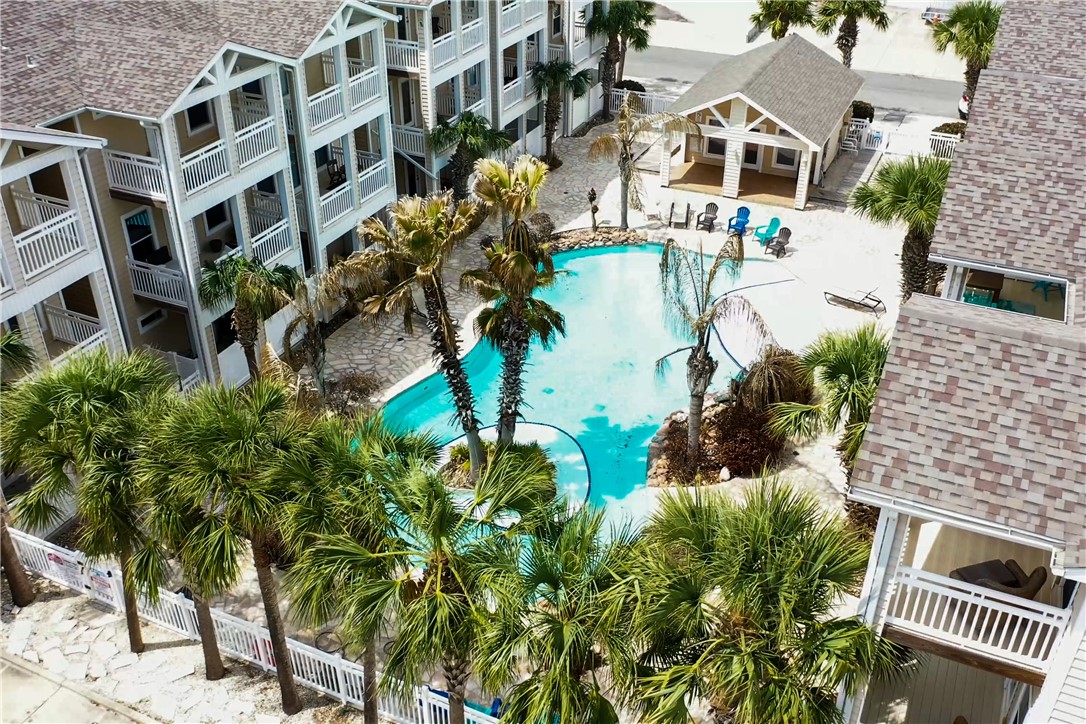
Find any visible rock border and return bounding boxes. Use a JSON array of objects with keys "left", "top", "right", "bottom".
[{"left": 550, "top": 227, "right": 649, "bottom": 252}]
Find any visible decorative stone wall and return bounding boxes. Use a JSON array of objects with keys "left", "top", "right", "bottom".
[
  {"left": 550, "top": 227, "right": 649, "bottom": 252},
  {"left": 646, "top": 391, "right": 731, "bottom": 488}
]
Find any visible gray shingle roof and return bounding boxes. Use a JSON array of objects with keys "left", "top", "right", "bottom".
[
  {"left": 669, "top": 35, "right": 863, "bottom": 147},
  {"left": 0, "top": 0, "right": 348, "bottom": 125},
  {"left": 851, "top": 295, "right": 1086, "bottom": 554}
]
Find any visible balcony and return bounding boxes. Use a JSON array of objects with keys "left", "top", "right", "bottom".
[
  {"left": 386, "top": 39, "right": 420, "bottom": 72},
  {"left": 145, "top": 347, "right": 203, "bottom": 393},
  {"left": 128, "top": 258, "right": 187, "bottom": 306},
  {"left": 358, "top": 159, "right": 390, "bottom": 204},
  {"left": 13, "top": 206, "right": 86, "bottom": 281},
  {"left": 462, "top": 18, "right": 486, "bottom": 53},
  {"left": 251, "top": 218, "right": 292, "bottom": 264},
  {"left": 433, "top": 32, "right": 458, "bottom": 70},
  {"left": 501, "top": 2, "right": 523, "bottom": 33},
  {"left": 392, "top": 125, "right": 426, "bottom": 156},
  {"left": 502, "top": 77, "right": 524, "bottom": 109},
  {"left": 104, "top": 150, "right": 168, "bottom": 202},
  {"left": 320, "top": 183, "right": 352, "bottom": 227},
  {"left": 180, "top": 140, "right": 230, "bottom": 195},
  {"left": 349, "top": 67, "right": 383, "bottom": 110},
  {"left": 308, "top": 86, "right": 346, "bottom": 130},
  {"left": 43, "top": 304, "right": 108, "bottom": 364},
  {"left": 235, "top": 116, "right": 279, "bottom": 168}
]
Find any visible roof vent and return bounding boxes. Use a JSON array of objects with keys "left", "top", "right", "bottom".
[{"left": 25, "top": 54, "right": 37, "bottom": 68}]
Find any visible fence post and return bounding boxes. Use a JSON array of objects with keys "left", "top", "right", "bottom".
[{"left": 334, "top": 653, "right": 347, "bottom": 704}]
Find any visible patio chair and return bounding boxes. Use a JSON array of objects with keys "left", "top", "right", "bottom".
[
  {"left": 823, "top": 287, "right": 886, "bottom": 316},
  {"left": 753, "top": 217, "right": 781, "bottom": 245},
  {"left": 695, "top": 202, "right": 719, "bottom": 232},
  {"left": 764, "top": 227, "right": 791, "bottom": 258},
  {"left": 950, "top": 559, "right": 1048, "bottom": 601},
  {"left": 726, "top": 206, "right": 751, "bottom": 235},
  {"left": 671, "top": 203, "right": 691, "bottom": 230}
]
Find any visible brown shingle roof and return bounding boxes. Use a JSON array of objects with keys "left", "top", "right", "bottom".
[
  {"left": 669, "top": 35, "right": 863, "bottom": 147},
  {"left": 0, "top": 0, "right": 348, "bottom": 125},
  {"left": 987, "top": 0, "right": 1086, "bottom": 80},
  {"left": 851, "top": 295, "right": 1086, "bottom": 552}
]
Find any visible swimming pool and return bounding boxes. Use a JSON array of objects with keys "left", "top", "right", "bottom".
[{"left": 383, "top": 244, "right": 790, "bottom": 526}]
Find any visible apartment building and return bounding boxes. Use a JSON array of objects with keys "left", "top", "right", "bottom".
[
  {"left": 1, "top": 124, "right": 126, "bottom": 376},
  {"left": 843, "top": 2, "right": 1086, "bottom": 723}
]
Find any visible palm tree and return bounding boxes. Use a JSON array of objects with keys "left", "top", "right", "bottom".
[
  {"left": 476, "top": 506, "right": 640, "bottom": 723},
  {"left": 1, "top": 350, "right": 176, "bottom": 653},
  {"left": 0, "top": 330, "right": 38, "bottom": 607},
  {"left": 588, "top": 95, "right": 699, "bottom": 229},
  {"left": 633, "top": 481, "right": 904, "bottom": 724},
  {"left": 733, "top": 344, "right": 813, "bottom": 413},
  {"left": 850, "top": 155, "right": 951, "bottom": 300},
  {"left": 1, "top": 330, "right": 36, "bottom": 380},
  {"left": 472, "top": 155, "right": 548, "bottom": 239},
  {"left": 586, "top": 0, "right": 655, "bottom": 119},
  {"left": 332, "top": 193, "right": 485, "bottom": 474},
  {"left": 286, "top": 451, "right": 558, "bottom": 724},
  {"left": 656, "top": 237, "right": 771, "bottom": 464},
  {"left": 931, "top": 0, "right": 1003, "bottom": 101},
  {"left": 278, "top": 413, "right": 439, "bottom": 724},
  {"left": 531, "top": 60, "right": 593, "bottom": 166},
  {"left": 428, "top": 111, "right": 512, "bottom": 200},
  {"left": 198, "top": 254, "right": 300, "bottom": 381},
  {"left": 751, "top": 0, "right": 816, "bottom": 40},
  {"left": 814, "top": 0, "right": 891, "bottom": 68},
  {"left": 153, "top": 380, "right": 310, "bottom": 714},
  {"left": 768, "top": 323, "right": 889, "bottom": 470}
]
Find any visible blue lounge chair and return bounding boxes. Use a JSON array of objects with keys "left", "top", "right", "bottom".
[
  {"left": 727, "top": 206, "right": 751, "bottom": 235},
  {"left": 753, "top": 217, "right": 780, "bottom": 245}
]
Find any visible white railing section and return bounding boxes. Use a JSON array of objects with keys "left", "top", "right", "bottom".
[
  {"left": 392, "top": 125, "right": 426, "bottom": 156},
  {"left": 347, "top": 58, "right": 371, "bottom": 77},
  {"left": 103, "top": 150, "right": 168, "bottom": 201},
  {"left": 251, "top": 218, "right": 292, "bottom": 263},
  {"left": 235, "top": 116, "right": 279, "bottom": 168},
  {"left": 13, "top": 210, "right": 85, "bottom": 279},
  {"left": 180, "top": 140, "right": 230, "bottom": 195},
  {"left": 52, "top": 330, "right": 109, "bottom": 367},
  {"left": 320, "top": 184, "right": 352, "bottom": 227},
  {"left": 610, "top": 89, "right": 677, "bottom": 115},
  {"left": 308, "top": 85, "right": 346, "bottom": 130},
  {"left": 232, "top": 94, "right": 270, "bottom": 130},
  {"left": 573, "top": 37, "right": 591, "bottom": 64},
  {"left": 503, "top": 78, "right": 524, "bottom": 109},
  {"left": 8, "top": 528, "right": 499, "bottom": 724},
  {"left": 249, "top": 207, "right": 281, "bottom": 237},
  {"left": 436, "top": 93, "right": 457, "bottom": 118},
  {"left": 846, "top": 119, "right": 961, "bottom": 159},
  {"left": 887, "top": 567, "right": 1070, "bottom": 671},
  {"left": 357, "top": 152, "right": 382, "bottom": 172},
  {"left": 128, "top": 259, "right": 187, "bottom": 305},
  {"left": 523, "top": 0, "right": 545, "bottom": 20},
  {"left": 144, "top": 347, "right": 204, "bottom": 393},
  {"left": 548, "top": 45, "right": 566, "bottom": 62},
  {"left": 349, "top": 67, "right": 383, "bottom": 110},
  {"left": 501, "top": 1, "right": 523, "bottom": 33},
  {"left": 385, "top": 39, "right": 420, "bottom": 71},
  {"left": 432, "top": 32, "right": 458, "bottom": 69},
  {"left": 503, "top": 58, "right": 519, "bottom": 79},
  {"left": 12, "top": 190, "right": 70, "bottom": 229},
  {"left": 43, "top": 304, "right": 101, "bottom": 346},
  {"left": 358, "top": 160, "right": 389, "bottom": 203},
  {"left": 465, "top": 98, "right": 487, "bottom": 119},
  {"left": 462, "top": 18, "right": 486, "bottom": 52}
]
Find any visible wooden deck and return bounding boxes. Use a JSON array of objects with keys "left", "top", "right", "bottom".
[
  {"left": 667, "top": 162, "right": 812, "bottom": 208},
  {"left": 862, "top": 652, "right": 1006, "bottom": 724}
]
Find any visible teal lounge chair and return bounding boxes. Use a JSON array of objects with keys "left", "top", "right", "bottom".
[{"left": 754, "top": 217, "right": 781, "bottom": 245}]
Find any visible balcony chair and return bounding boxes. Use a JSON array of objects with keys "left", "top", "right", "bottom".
[
  {"left": 764, "top": 227, "right": 791, "bottom": 258},
  {"left": 753, "top": 217, "right": 781, "bottom": 245},
  {"left": 949, "top": 558, "right": 1048, "bottom": 601},
  {"left": 726, "top": 206, "right": 751, "bottom": 235},
  {"left": 695, "top": 202, "right": 719, "bottom": 232}
]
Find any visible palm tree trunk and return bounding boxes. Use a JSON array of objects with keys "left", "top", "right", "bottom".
[
  {"left": 449, "top": 148, "right": 472, "bottom": 200},
  {"left": 362, "top": 638, "right": 379, "bottom": 724},
  {"left": 421, "top": 282, "right": 483, "bottom": 473},
  {"left": 252, "top": 540, "right": 302, "bottom": 715},
  {"left": 836, "top": 16, "right": 858, "bottom": 68},
  {"left": 686, "top": 345, "right": 717, "bottom": 463},
  {"left": 443, "top": 657, "right": 471, "bottom": 724},
  {"left": 1, "top": 514, "right": 35, "bottom": 607},
  {"left": 544, "top": 91, "right": 562, "bottom": 164},
  {"left": 965, "top": 59, "right": 982, "bottom": 102},
  {"left": 899, "top": 228, "right": 933, "bottom": 302},
  {"left": 193, "top": 593, "right": 225, "bottom": 680},
  {"left": 601, "top": 37, "right": 620, "bottom": 120},
  {"left": 117, "top": 547, "right": 145, "bottom": 654},
  {"left": 497, "top": 314, "right": 530, "bottom": 444},
  {"left": 617, "top": 36, "right": 628, "bottom": 82},
  {"left": 235, "top": 308, "right": 261, "bottom": 382},
  {"left": 307, "top": 330, "right": 328, "bottom": 400},
  {"left": 687, "top": 391, "right": 705, "bottom": 463},
  {"left": 619, "top": 152, "right": 631, "bottom": 229}
]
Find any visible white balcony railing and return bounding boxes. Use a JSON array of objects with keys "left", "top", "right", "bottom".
[
  {"left": 503, "top": 78, "right": 524, "bottom": 109},
  {"left": 52, "top": 329, "right": 108, "bottom": 367},
  {"left": 358, "top": 151, "right": 382, "bottom": 171},
  {"left": 308, "top": 85, "right": 346, "bottom": 130},
  {"left": 233, "top": 94, "right": 270, "bottom": 131},
  {"left": 385, "top": 39, "right": 420, "bottom": 71},
  {"left": 462, "top": 18, "right": 486, "bottom": 52},
  {"left": 180, "top": 140, "right": 230, "bottom": 195},
  {"left": 235, "top": 116, "right": 279, "bottom": 168},
  {"left": 104, "top": 150, "right": 168, "bottom": 201},
  {"left": 13, "top": 210, "right": 85, "bottom": 279},
  {"left": 349, "top": 67, "right": 383, "bottom": 110},
  {"left": 320, "top": 183, "right": 352, "bottom": 227},
  {"left": 465, "top": 98, "right": 487, "bottom": 119},
  {"left": 549, "top": 45, "right": 567, "bottom": 62},
  {"left": 432, "top": 32, "right": 458, "bottom": 69},
  {"left": 128, "top": 259, "right": 187, "bottom": 305},
  {"left": 251, "top": 218, "right": 292, "bottom": 264},
  {"left": 12, "top": 190, "right": 70, "bottom": 229},
  {"left": 501, "top": 1, "right": 523, "bottom": 33},
  {"left": 887, "top": 567, "right": 1071, "bottom": 672},
  {"left": 524, "top": 0, "right": 545, "bottom": 20},
  {"left": 145, "top": 348, "right": 203, "bottom": 393},
  {"left": 358, "top": 160, "right": 389, "bottom": 203},
  {"left": 436, "top": 93, "right": 457, "bottom": 118},
  {"left": 392, "top": 125, "right": 426, "bottom": 156},
  {"left": 44, "top": 304, "right": 101, "bottom": 347}
]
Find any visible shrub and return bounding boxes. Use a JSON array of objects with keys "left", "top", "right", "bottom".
[
  {"left": 325, "top": 371, "right": 381, "bottom": 417},
  {"left": 613, "top": 79, "right": 646, "bottom": 93},
  {"left": 851, "top": 100, "right": 875, "bottom": 122},
  {"left": 932, "top": 121, "right": 966, "bottom": 137},
  {"left": 529, "top": 212, "right": 555, "bottom": 244},
  {"left": 733, "top": 346, "right": 813, "bottom": 413},
  {"left": 704, "top": 406, "right": 784, "bottom": 478}
]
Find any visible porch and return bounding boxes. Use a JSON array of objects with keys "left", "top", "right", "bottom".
[
  {"left": 667, "top": 161, "right": 815, "bottom": 209},
  {"left": 4, "top": 189, "right": 90, "bottom": 281}
]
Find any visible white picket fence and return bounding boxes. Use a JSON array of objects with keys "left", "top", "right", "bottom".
[
  {"left": 9, "top": 528, "right": 499, "bottom": 724},
  {"left": 609, "top": 89, "right": 677, "bottom": 115},
  {"left": 845, "top": 119, "right": 961, "bottom": 159}
]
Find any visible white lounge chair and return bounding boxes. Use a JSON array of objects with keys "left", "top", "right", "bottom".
[{"left": 824, "top": 287, "right": 886, "bottom": 316}]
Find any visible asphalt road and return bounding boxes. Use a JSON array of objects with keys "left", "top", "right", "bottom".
[{"left": 626, "top": 46, "right": 963, "bottom": 117}]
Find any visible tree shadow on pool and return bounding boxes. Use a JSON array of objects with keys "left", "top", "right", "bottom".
[{"left": 575, "top": 416, "right": 660, "bottom": 499}]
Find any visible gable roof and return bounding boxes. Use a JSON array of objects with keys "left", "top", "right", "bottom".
[
  {"left": 0, "top": 0, "right": 379, "bottom": 125},
  {"left": 851, "top": 295, "right": 1086, "bottom": 554},
  {"left": 669, "top": 35, "right": 863, "bottom": 146}
]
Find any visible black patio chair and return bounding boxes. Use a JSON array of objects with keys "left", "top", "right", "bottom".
[
  {"left": 764, "top": 227, "right": 791, "bottom": 258},
  {"left": 695, "top": 202, "right": 719, "bottom": 231}
]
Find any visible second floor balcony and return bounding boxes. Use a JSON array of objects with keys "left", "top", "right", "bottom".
[{"left": 8, "top": 191, "right": 88, "bottom": 281}]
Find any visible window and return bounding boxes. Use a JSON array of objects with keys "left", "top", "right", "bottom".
[
  {"left": 241, "top": 79, "right": 263, "bottom": 96},
  {"left": 551, "top": 4, "right": 562, "bottom": 37},
  {"left": 122, "top": 208, "right": 159, "bottom": 262},
  {"left": 203, "top": 201, "right": 231, "bottom": 236},
  {"left": 184, "top": 101, "right": 214, "bottom": 136},
  {"left": 398, "top": 79, "right": 414, "bottom": 125},
  {"left": 212, "top": 312, "right": 237, "bottom": 353},
  {"left": 256, "top": 176, "right": 277, "bottom": 195},
  {"left": 704, "top": 117, "right": 727, "bottom": 156},
  {"left": 315, "top": 145, "right": 330, "bottom": 168},
  {"left": 773, "top": 129, "right": 798, "bottom": 169},
  {"left": 136, "top": 308, "right": 167, "bottom": 334},
  {"left": 742, "top": 127, "right": 764, "bottom": 168}
]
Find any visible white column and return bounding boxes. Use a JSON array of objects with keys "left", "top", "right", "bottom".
[
  {"left": 211, "top": 92, "right": 237, "bottom": 173},
  {"left": 942, "top": 264, "right": 967, "bottom": 300},
  {"left": 794, "top": 149, "right": 811, "bottom": 210},
  {"left": 659, "top": 131, "right": 673, "bottom": 187}
]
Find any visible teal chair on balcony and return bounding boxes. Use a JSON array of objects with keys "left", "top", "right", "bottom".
[{"left": 753, "top": 217, "right": 781, "bottom": 246}]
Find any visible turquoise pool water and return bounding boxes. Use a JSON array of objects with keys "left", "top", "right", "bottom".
[{"left": 383, "top": 244, "right": 788, "bottom": 526}]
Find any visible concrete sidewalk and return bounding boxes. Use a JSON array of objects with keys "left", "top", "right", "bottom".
[{"left": 2, "top": 654, "right": 148, "bottom": 723}]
